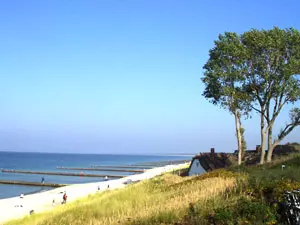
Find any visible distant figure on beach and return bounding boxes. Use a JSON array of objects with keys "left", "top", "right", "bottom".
[
  {"left": 97, "top": 185, "right": 100, "bottom": 191},
  {"left": 41, "top": 177, "right": 45, "bottom": 184},
  {"left": 18, "top": 193, "right": 24, "bottom": 207},
  {"left": 107, "top": 184, "right": 110, "bottom": 189},
  {"left": 62, "top": 192, "right": 67, "bottom": 204},
  {"left": 104, "top": 176, "right": 108, "bottom": 181}
]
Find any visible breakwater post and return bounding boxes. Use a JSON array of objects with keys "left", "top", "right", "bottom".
[
  {"left": 56, "top": 167, "right": 144, "bottom": 173},
  {"left": 0, "top": 180, "right": 66, "bottom": 187},
  {"left": 1, "top": 169, "right": 125, "bottom": 179},
  {"left": 91, "top": 165, "right": 154, "bottom": 169}
]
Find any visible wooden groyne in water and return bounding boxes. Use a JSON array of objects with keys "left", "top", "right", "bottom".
[
  {"left": 90, "top": 160, "right": 190, "bottom": 169},
  {"left": 56, "top": 167, "right": 144, "bottom": 173},
  {"left": 136, "top": 160, "right": 190, "bottom": 166},
  {"left": 0, "top": 180, "right": 66, "bottom": 187},
  {"left": 91, "top": 165, "right": 154, "bottom": 169},
  {"left": 1, "top": 169, "right": 125, "bottom": 178}
]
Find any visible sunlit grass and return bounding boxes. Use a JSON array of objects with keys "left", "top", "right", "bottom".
[
  {"left": 7, "top": 155, "right": 300, "bottom": 225},
  {"left": 6, "top": 173, "right": 237, "bottom": 225}
]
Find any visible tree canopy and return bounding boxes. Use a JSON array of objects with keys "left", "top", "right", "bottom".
[
  {"left": 202, "top": 27, "right": 300, "bottom": 163},
  {"left": 202, "top": 32, "right": 250, "bottom": 165}
]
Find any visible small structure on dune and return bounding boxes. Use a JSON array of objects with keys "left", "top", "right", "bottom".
[
  {"left": 234, "top": 143, "right": 300, "bottom": 165},
  {"left": 188, "top": 156, "right": 205, "bottom": 176},
  {"left": 188, "top": 155, "right": 206, "bottom": 176},
  {"left": 188, "top": 143, "right": 300, "bottom": 175},
  {"left": 187, "top": 148, "right": 233, "bottom": 176}
]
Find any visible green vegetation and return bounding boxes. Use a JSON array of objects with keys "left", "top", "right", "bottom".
[
  {"left": 6, "top": 171, "right": 237, "bottom": 225},
  {"left": 6, "top": 153, "right": 300, "bottom": 225},
  {"left": 202, "top": 27, "right": 300, "bottom": 164}
]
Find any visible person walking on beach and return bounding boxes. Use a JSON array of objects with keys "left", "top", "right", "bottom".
[
  {"left": 19, "top": 193, "right": 24, "bottom": 207},
  {"left": 62, "top": 192, "right": 67, "bottom": 204},
  {"left": 41, "top": 177, "right": 45, "bottom": 184}
]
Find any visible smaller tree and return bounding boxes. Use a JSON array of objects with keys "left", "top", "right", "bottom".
[
  {"left": 239, "top": 117, "right": 247, "bottom": 159},
  {"left": 202, "top": 32, "right": 250, "bottom": 165}
]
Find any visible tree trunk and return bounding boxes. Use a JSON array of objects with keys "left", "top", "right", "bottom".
[
  {"left": 235, "top": 110, "right": 242, "bottom": 165},
  {"left": 266, "top": 123, "right": 274, "bottom": 163},
  {"left": 259, "top": 114, "right": 267, "bottom": 164}
]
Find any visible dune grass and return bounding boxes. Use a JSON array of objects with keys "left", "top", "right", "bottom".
[
  {"left": 6, "top": 154, "right": 300, "bottom": 225},
  {"left": 230, "top": 153, "right": 300, "bottom": 182},
  {"left": 6, "top": 173, "right": 237, "bottom": 225}
]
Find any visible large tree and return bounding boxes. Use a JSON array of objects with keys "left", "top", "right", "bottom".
[
  {"left": 202, "top": 32, "right": 249, "bottom": 165},
  {"left": 242, "top": 27, "right": 300, "bottom": 163},
  {"left": 202, "top": 27, "right": 300, "bottom": 165}
]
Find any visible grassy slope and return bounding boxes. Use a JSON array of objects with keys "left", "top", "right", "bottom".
[
  {"left": 6, "top": 174, "right": 236, "bottom": 225},
  {"left": 6, "top": 153, "right": 300, "bottom": 225}
]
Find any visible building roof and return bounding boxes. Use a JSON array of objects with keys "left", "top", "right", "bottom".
[{"left": 188, "top": 152, "right": 233, "bottom": 172}]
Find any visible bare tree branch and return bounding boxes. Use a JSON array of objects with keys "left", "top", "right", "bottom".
[
  {"left": 250, "top": 105, "right": 268, "bottom": 121},
  {"left": 275, "top": 123, "right": 298, "bottom": 144},
  {"left": 274, "top": 108, "right": 300, "bottom": 144}
]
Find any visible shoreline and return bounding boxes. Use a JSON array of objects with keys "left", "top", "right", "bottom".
[{"left": 0, "top": 163, "right": 189, "bottom": 224}]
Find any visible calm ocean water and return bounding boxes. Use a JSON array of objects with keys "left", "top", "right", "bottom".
[{"left": 0, "top": 151, "right": 190, "bottom": 199}]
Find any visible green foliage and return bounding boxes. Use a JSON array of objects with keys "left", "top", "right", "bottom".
[
  {"left": 202, "top": 27, "right": 300, "bottom": 163},
  {"left": 244, "top": 28, "right": 300, "bottom": 157},
  {"left": 278, "top": 108, "right": 300, "bottom": 141},
  {"left": 202, "top": 32, "right": 250, "bottom": 113},
  {"left": 193, "top": 168, "right": 239, "bottom": 180},
  {"left": 7, "top": 154, "right": 300, "bottom": 225},
  {"left": 179, "top": 194, "right": 277, "bottom": 225},
  {"left": 246, "top": 176, "right": 300, "bottom": 202},
  {"left": 202, "top": 32, "right": 250, "bottom": 165},
  {"left": 229, "top": 155, "right": 300, "bottom": 201},
  {"left": 212, "top": 208, "right": 234, "bottom": 224},
  {"left": 209, "top": 154, "right": 300, "bottom": 225},
  {"left": 6, "top": 173, "right": 237, "bottom": 225},
  {"left": 130, "top": 210, "right": 182, "bottom": 225},
  {"left": 240, "top": 123, "right": 247, "bottom": 157},
  {"left": 212, "top": 197, "right": 277, "bottom": 225}
]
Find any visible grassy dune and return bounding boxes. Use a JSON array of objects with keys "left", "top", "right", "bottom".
[
  {"left": 6, "top": 173, "right": 237, "bottom": 225},
  {"left": 6, "top": 153, "right": 300, "bottom": 225}
]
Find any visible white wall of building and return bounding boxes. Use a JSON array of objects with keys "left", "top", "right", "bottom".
[{"left": 188, "top": 159, "right": 205, "bottom": 176}]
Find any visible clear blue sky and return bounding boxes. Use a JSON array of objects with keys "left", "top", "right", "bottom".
[{"left": 0, "top": 0, "right": 299, "bottom": 154}]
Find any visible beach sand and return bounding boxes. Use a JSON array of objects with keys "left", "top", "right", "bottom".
[{"left": 0, "top": 163, "right": 188, "bottom": 224}]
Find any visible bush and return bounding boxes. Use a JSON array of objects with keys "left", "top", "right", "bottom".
[
  {"left": 246, "top": 176, "right": 300, "bottom": 202},
  {"left": 195, "top": 169, "right": 239, "bottom": 180},
  {"left": 212, "top": 197, "right": 277, "bottom": 225}
]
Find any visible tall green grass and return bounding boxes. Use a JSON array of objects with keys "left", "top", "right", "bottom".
[
  {"left": 7, "top": 154, "right": 300, "bottom": 225},
  {"left": 6, "top": 174, "right": 237, "bottom": 225}
]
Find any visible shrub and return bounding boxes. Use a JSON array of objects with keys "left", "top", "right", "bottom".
[
  {"left": 211, "top": 197, "right": 277, "bottom": 225},
  {"left": 195, "top": 169, "right": 239, "bottom": 180}
]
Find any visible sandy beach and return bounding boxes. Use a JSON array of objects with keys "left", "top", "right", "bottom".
[{"left": 0, "top": 163, "right": 188, "bottom": 224}]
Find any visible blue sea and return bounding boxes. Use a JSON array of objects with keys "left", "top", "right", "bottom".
[{"left": 0, "top": 151, "right": 190, "bottom": 199}]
